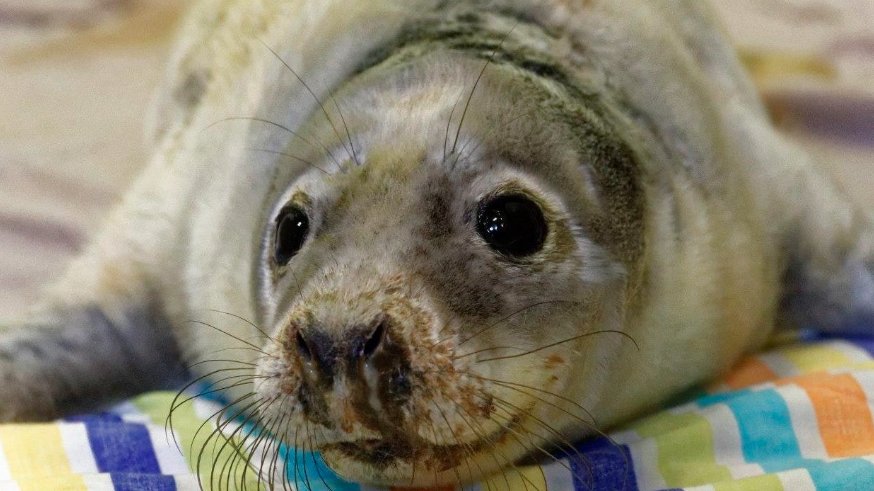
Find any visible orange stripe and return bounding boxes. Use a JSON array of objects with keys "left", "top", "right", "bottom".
[
  {"left": 720, "top": 357, "right": 778, "bottom": 390},
  {"left": 794, "top": 373, "right": 874, "bottom": 457}
]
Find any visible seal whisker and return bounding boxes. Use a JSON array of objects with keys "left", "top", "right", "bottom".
[
  {"left": 230, "top": 397, "right": 282, "bottom": 491},
  {"left": 475, "top": 376, "right": 631, "bottom": 489},
  {"left": 204, "top": 308, "right": 277, "bottom": 344},
  {"left": 450, "top": 22, "right": 521, "bottom": 156},
  {"left": 200, "top": 346, "right": 279, "bottom": 359},
  {"left": 210, "top": 397, "right": 274, "bottom": 491},
  {"left": 331, "top": 97, "right": 361, "bottom": 167},
  {"left": 172, "top": 375, "right": 268, "bottom": 420},
  {"left": 471, "top": 375, "right": 597, "bottom": 428},
  {"left": 187, "top": 320, "right": 273, "bottom": 356},
  {"left": 166, "top": 367, "right": 263, "bottom": 446},
  {"left": 193, "top": 393, "right": 257, "bottom": 490},
  {"left": 425, "top": 402, "right": 469, "bottom": 486},
  {"left": 218, "top": 397, "right": 276, "bottom": 491},
  {"left": 214, "top": 400, "right": 268, "bottom": 490},
  {"left": 474, "top": 329, "right": 639, "bottom": 363},
  {"left": 445, "top": 300, "right": 580, "bottom": 346},
  {"left": 442, "top": 89, "right": 463, "bottom": 163},
  {"left": 485, "top": 393, "right": 592, "bottom": 485},
  {"left": 254, "top": 402, "right": 287, "bottom": 489},
  {"left": 245, "top": 148, "right": 331, "bottom": 175},
  {"left": 485, "top": 404, "right": 567, "bottom": 489},
  {"left": 451, "top": 401, "right": 528, "bottom": 491},
  {"left": 257, "top": 38, "right": 357, "bottom": 171},
  {"left": 432, "top": 399, "right": 492, "bottom": 488},
  {"left": 204, "top": 116, "right": 343, "bottom": 170},
  {"left": 236, "top": 408, "right": 278, "bottom": 490},
  {"left": 305, "top": 425, "right": 336, "bottom": 491}
]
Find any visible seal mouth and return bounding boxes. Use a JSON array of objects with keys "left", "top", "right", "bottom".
[
  {"left": 322, "top": 416, "right": 517, "bottom": 473},
  {"left": 328, "top": 439, "right": 415, "bottom": 465}
]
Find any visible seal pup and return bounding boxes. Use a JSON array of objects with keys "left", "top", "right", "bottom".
[{"left": 2, "top": 0, "right": 873, "bottom": 487}]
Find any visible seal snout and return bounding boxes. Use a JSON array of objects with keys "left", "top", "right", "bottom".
[
  {"left": 293, "top": 315, "right": 388, "bottom": 381},
  {"left": 287, "top": 312, "right": 413, "bottom": 432}
]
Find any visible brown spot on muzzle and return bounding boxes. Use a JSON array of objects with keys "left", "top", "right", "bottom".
[{"left": 345, "top": 317, "right": 415, "bottom": 433}]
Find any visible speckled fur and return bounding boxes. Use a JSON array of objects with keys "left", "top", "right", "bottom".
[{"left": 1, "top": 0, "right": 873, "bottom": 487}]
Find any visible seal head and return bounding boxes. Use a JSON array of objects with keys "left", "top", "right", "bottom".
[{"left": 252, "top": 45, "right": 643, "bottom": 486}]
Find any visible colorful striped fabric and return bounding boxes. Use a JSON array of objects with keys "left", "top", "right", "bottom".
[{"left": 2, "top": 335, "right": 874, "bottom": 490}]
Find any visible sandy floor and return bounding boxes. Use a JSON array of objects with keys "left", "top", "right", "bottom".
[{"left": 1, "top": 0, "right": 872, "bottom": 319}]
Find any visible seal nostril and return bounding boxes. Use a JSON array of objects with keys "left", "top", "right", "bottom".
[
  {"left": 362, "top": 321, "right": 385, "bottom": 358},
  {"left": 296, "top": 331, "right": 312, "bottom": 359}
]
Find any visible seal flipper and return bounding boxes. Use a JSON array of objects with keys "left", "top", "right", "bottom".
[
  {"left": 776, "top": 149, "right": 874, "bottom": 335},
  {"left": 0, "top": 305, "right": 186, "bottom": 422}
]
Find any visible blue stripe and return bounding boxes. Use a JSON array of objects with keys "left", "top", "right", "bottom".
[
  {"left": 569, "top": 437, "right": 640, "bottom": 491},
  {"left": 807, "top": 333, "right": 874, "bottom": 358},
  {"left": 65, "top": 413, "right": 124, "bottom": 424},
  {"left": 716, "top": 388, "right": 803, "bottom": 472},
  {"left": 83, "top": 420, "right": 162, "bottom": 474},
  {"left": 110, "top": 473, "right": 177, "bottom": 491},
  {"left": 806, "top": 458, "right": 874, "bottom": 491}
]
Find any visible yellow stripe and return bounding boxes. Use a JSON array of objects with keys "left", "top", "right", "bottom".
[
  {"left": 777, "top": 345, "right": 853, "bottom": 374},
  {"left": 0, "top": 424, "right": 87, "bottom": 491},
  {"left": 481, "top": 463, "right": 547, "bottom": 491}
]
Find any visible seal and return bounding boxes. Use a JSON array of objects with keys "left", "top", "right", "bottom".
[{"left": 2, "top": 0, "right": 873, "bottom": 487}]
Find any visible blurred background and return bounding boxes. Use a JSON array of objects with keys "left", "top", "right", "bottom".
[{"left": 1, "top": 0, "right": 872, "bottom": 319}]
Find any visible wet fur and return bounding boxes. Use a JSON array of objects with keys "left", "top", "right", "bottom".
[{"left": 2, "top": 0, "right": 874, "bottom": 488}]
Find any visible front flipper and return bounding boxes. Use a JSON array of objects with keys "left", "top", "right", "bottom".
[
  {"left": 0, "top": 305, "right": 186, "bottom": 422},
  {"left": 777, "top": 147, "right": 874, "bottom": 335}
]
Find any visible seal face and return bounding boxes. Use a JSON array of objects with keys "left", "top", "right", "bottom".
[
  {"left": 2, "top": 1, "right": 873, "bottom": 489},
  {"left": 246, "top": 30, "right": 644, "bottom": 481}
]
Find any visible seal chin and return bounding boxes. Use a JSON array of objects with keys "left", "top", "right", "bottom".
[
  {"left": 318, "top": 419, "right": 518, "bottom": 487},
  {"left": 321, "top": 440, "right": 485, "bottom": 487}
]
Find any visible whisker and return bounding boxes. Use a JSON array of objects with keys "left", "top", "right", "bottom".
[
  {"left": 486, "top": 394, "right": 585, "bottom": 480},
  {"left": 474, "top": 375, "right": 631, "bottom": 483},
  {"left": 472, "top": 375, "right": 597, "bottom": 425},
  {"left": 332, "top": 97, "right": 361, "bottom": 166},
  {"left": 432, "top": 400, "right": 487, "bottom": 488},
  {"left": 444, "top": 300, "right": 579, "bottom": 346},
  {"left": 475, "top": 329, "right": 639, "bottom": 363},
  {"left": 442, "top": 89, "right": 463, "bottom": 163},
  {"left": 166, "top": 367, "right": 261, "bottom": 447},
  {"left": 450, "top": 22, "right": 520, "bottom": 156},
  {"left": 246, "top": 147, "right": 330, "bottom": 175},
  {"left": 205, "top": 309, "right": 277, "bottom": 344},
  {"left": 306, "top": 424, "right": 335, "bottom": 491},
  {"left": 257, "top": 38, "right": 356, "bottom": 170},
  {"left": 187, "top": 320, "right": 272, "bottom": 355},
  {"left": 451, "top": 404, "right": 519, "bottom": 491},
  {"left": 205, "top": 116, "right": 341, "bottom": 169},
  {"left": 237, "top": 407, "right": 279, "bottom": 490},
  {"left": 211, "top": 397, "right": 274, "bottom": 491},
  {"left": 193, "top": 393, "right": 257, "bottom": 490}
]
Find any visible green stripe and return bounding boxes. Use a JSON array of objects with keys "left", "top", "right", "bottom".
[
  {"left": 632, "top": 411, "right": 732, "bottom": 487},
  {"left": 132, "top": 392, "right": 265, "bottom": 491},
  {"left": 713, "top": 474, "right": 784, "bottom": 491}
]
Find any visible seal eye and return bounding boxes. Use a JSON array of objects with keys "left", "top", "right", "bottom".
[
  {"left": 274, "top": 206, "right": 309, "bottom": 266},
  {"left": 476, "top": 194, "right": 548, "bottom": 257}
]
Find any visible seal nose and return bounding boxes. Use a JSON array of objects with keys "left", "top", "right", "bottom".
[{"left": 295, "top": 317, "right": 387, "bottom": 379}]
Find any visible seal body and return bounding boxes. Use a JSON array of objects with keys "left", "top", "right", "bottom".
[{"left": 2, "top": 0, "right": 873, "bottom": 486}]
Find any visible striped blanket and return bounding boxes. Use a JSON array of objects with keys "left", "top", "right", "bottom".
[{"left": 2, "top": 334, "right": 874, "bottom": 491}]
